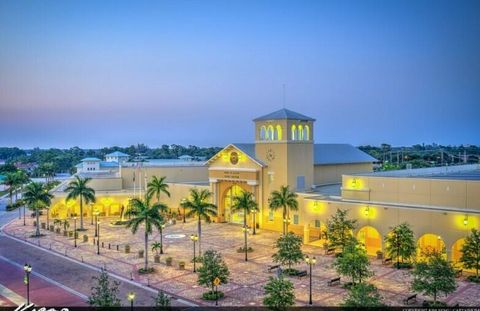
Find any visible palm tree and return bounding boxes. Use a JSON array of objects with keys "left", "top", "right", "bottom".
[
  {"left": 181, "top": 188, "right": 217, "bottom": 256},
  {"left": 151, "top": 242, "right": 162, "bottom": 256},
  {"left": 147, "top": 176, "right": 170, "bottom": 202},
  {"left": 65, "top": 176, "right": 96, "bottom": 230},
  {"left": 15, "top": 170, "right": 30, "bottom": 220},
  {"left": 125, "top": 195, "right": 166, "bottom": 272},
  {"left": 268, "top": 185, "right": 298, "bottom": 235},
  {"left": 232, "top": 191, "right": 258, "bottom": 261},
  {"left": 3, "top": 172, "right": 19, "bottom": 205},
  {"left": 23, "top": 182, "right": 53, "bottom": 237}
]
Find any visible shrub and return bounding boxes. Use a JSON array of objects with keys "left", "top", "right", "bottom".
[{"left": 202, "top": 290, "right": 224, "bottom": 301}]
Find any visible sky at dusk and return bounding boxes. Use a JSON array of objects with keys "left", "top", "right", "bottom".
[{"left": 1, "top": 0, "right": 479, "bottom": 149}]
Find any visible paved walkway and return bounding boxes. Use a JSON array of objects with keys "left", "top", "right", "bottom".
[{"left": 3, "top": 214, "right": 480, "bottom": 307}]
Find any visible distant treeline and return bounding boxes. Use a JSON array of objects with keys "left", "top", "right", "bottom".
[
  {"left": 358, "top": 143, "right": 480, "bottom": 170},
  {"left": 1, "top": 143, "right": 479, "bottom": 176},
  {"left": 0, "top": 144, "right": 222, "bottom": 175}
]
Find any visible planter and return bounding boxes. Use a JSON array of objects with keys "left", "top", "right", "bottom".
[
  {"left": 138, "top": 250, "right": 144, "bottom": 258},
  {"left": 166, "top": 257, "right": 173, "bottom": 266},
  {"left": 68, "top": 231, "right": 73, "bottom": 238},
  {"left": 178, "top": 261, "right": 185, "bottom": 270},
  {"left": 63, "top": 230, "right": 67, "bottom": 236},
  {"left": 49, "top": 225, "right": 54, "bottom": 232},
  {"left": 41, "top": 223, "right": 46, "bottom": 229},
  {"left": 154, "top": 255, "right": 160, "bottom": 263},
  {"left": 74, "top": 232, "right": 79, "bottom": 239},
  {"left": 83, "top": 235, "right": 88, "bottom": 242},
  {"left": 55, "top": 228, "right": 61, "bottom": 234},
  {"left": 376, "top": 251, "right": 384, "bottom": 260},
  {"left": 33, "top": 221, "right": 37, "bottom": 227},
  {"left": 125, "top": 245, "right": 130, "bottom": 253}
]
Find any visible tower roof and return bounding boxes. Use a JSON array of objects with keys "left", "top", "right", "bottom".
[{"left": 253, "top": 108, "right": 315, "bottom": 122}]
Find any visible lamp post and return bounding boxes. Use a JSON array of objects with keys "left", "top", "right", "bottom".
[
  {"left": 127, "top": 291, "right": 135, "bottom": 311},
  {"left": 23, "top": 204, "right": 26, "bottom": 226},
  {"left": 90, "top": 204, "right": 94, "bottom": 225},
  {"left": 97, "top": 221, "right": 101, "bottom": 255},
  {"left": 73, "top": 217, "right": 77, "bottom": 247},
  {"left": 23, "top": 264, "right": 32, "bottom": 305},
  {"left": 190, "top": 234, "right": 198, "bottom": 272},
  {"left": 160, "top": 223, "right": 165, "bottom": 254},
  {"left": 305, "top": 255, "right": 316, "bottom": 305},
  {"left": 242, "top": 226, "right": 249, "bottom": 262},
  {"left": 94, "top": 211, "right": 99, "bottom": 237}
]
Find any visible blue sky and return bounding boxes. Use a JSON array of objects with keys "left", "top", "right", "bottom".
[{"left": 1, "top": 0, "right": 479, "bottom": 148}]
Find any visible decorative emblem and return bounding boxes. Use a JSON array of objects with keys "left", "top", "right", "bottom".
[
  {"left": 266, "top": 148, "right": 275, "bottom": 162},
  {"left": 230, "top": 151, "right": 239, "bottom": 165}
]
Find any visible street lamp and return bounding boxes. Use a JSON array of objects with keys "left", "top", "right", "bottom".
[
  {"left": 127, "top": 291, "right": 135, "bottom": 311},
  {"left": 190, "top": 234, "right": 198, "bottom": 272},
  {"left": 251, "top": 209, "right": 257, "bottom": 235},
  {"left": 159, "top": 223, "right": 165, "bottom": 254},
  {"left": 242, "top": 226, "right": 250, "bottom": 262},
  {"left": 94, "top": 211, "right": 99, "bottom": 237},
  {"left": 23, "top": 264, "right": 32, "bottom": 305},
  {"left": 23, "top": 203, "right": 26, "bottom": 226},
  {"left": 305, "top": 255, "right": 317, "bottom": 305},
  {"left": 97, "top": 221, "right": 101, "bottom": 255},
  {"left": 73, "top": 217, "right": 77, "bottom": 247}
]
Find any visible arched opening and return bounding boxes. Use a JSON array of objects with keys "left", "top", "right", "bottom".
[
  {"left": 357, "top": 226, "right": 382, "bottom": 256},
  {"left": 417, "top": 234, "right": 446, "bottom": 260},
  {"left": 276, "top": 125, "right": 283, "bottom": 140},
  {"left": 267, "top": 125, "right": 274, "bottom": 141},
  {"left": 304, "top": 125, "right": 310, "bottom": 140},
  {"left": 291, "top": 125, "right": 297, "bottom": 140},
  {"left": 260, "top": 126, "right": 266, "bottom": 140},
  {"left": 223, "top": 185, "right": 245, "bottom": 224},
  {"left": 298, "top": 125, "right": 304, "bottom": 140}
]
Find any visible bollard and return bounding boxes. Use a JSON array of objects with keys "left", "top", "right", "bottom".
[
  {"left": 130, "top": 272, "right": 133, "bottom": 280},
  {"left": 64, "top": 249, "right": 68, "bottom": 257},
  {"left": 102, "top": 242, "right": 104, "bottom": 248},
  {"left": 81, "top": 256, "right": 84, "bottom": 263},
  {"left": 147, "top": 277, "right": 150, "bottom": 287},
  {"left": 116, "top": 245, "right": 119, "bottom": 251},
  {"left": 93, "top": 238, "right": 96, "bottom": 245},
  {"left": 108, "top": 243, "right": 111, "bottom": 249}
]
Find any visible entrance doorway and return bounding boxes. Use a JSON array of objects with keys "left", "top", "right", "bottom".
[{"left": 223, "top": 185, "right": 245, "bottom": 224}]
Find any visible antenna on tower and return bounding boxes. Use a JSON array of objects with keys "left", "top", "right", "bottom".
[{"left": 282, "top": 84, "right": 286, "bottom": 108}]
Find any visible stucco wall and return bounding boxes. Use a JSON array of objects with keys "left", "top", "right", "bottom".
[{"left": 314, "top": 163, "right": 373, "bottom": 185}]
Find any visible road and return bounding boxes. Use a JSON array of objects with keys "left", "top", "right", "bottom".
[{"left": 0, "top": 197, "right": 194, "bottom": 307}]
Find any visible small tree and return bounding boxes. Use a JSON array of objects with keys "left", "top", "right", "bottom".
[
  {"left": 342, "top": 283, "right": 384, "bottom": 307},
  {"left": 384, "top": 222, "right": 416, "bottom": 268},
  {"left": 197, "top": 249, "right": 230, "bottom": 300},
  {"left": 460, "top": 229, "right": 480, "bottom": 282},
  {"left": 88, "top": 269, "right": 121, "bottom": 307},
  {"left": 412, "top": 249, "right": 457, "bottom": 306},
  {"left": 272, "top": 232, "right": 304, "bottom": 274},
  {"left": 334, "top": 239, "right": 373, "bottom": 285},
  {"left": 153, "top": 290, "right": 171, "bottom": 308},
  {"left": 263, "top": 276, "right": 295, "bottom": 310},
  {"left": 326, "top": 209, "right": 357, "bottom": 252}
]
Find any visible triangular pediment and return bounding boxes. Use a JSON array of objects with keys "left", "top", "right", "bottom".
[{"left": 207, "top": 144, "right": 265, "bottom": 169}]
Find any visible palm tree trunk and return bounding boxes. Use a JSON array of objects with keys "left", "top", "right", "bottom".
[
  {"left": 144, "top": 231, "right": 149, "bottom": 271},
  {"left": 282, "top": 207, "right": 286, "bottom": 235},
  {"left": 198, "top": 216, "right": 202, "bottom": 256},
  {"left": 35, "top": 210, "right": 40, "bottom": 236},
  {"left": 244, "top": 212, "right": 248, "bottom": 261},
  {"left": 80, "top": 196, "right": 84, "bottom": 230}
]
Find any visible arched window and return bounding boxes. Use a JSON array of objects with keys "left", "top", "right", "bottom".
[
  {"left": 291, "top": 125, "right": 297, "bottom": 140},
  {"left": 260, "top": 126, "right": 267, "bottom": 140},
  {"left": 276, "top": 125, "right": 282, "bottom": 140},
  {"left": 267, "top": 125, "right": 274, "bottom": 141},
  {"left": 304, "top": 125, "right": 310, "bottom": 140},
  {"left": 298, "top": 125, "right": 304, "bottom": 140}
]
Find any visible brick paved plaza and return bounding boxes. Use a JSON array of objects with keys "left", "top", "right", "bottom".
[{"left": 4, "top": 215, "right": 480, "bottom": 307}]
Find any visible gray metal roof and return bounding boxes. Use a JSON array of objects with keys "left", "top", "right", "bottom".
[
  {"left": 253, "top": 108, "right": 316, "bottom": 121},
  {"left": 81, "top": 157, "right": 101, "bottom": 162},
  {"left": 232, "top": 143, "right": 266, "bottom": 166},
  {"left": 314, "top": 144, "right": 377, "bottom": 165}
]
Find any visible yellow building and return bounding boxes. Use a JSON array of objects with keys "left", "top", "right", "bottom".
[{"left": 50, "top": 108, "right": 480, "bottom": 264}]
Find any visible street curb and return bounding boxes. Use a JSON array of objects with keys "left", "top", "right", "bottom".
[{"left": 0, "top": 219, "right": 199, "bottom": 307}]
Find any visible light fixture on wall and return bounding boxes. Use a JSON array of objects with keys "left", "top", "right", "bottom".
[
  {"left": 463, "top": 215, "right": 468, "bottom": 226},
  {"left": 364, "top": 206, "right": 370, "bottom": 217}
]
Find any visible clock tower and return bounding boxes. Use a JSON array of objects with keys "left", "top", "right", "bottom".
[{"left": 253, "top": 108, "right": 315, "bottom": 193}]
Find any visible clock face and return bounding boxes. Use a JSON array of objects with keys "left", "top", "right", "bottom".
[{"left": 266, "top": 148, "right": 275, "bottom": 162}]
